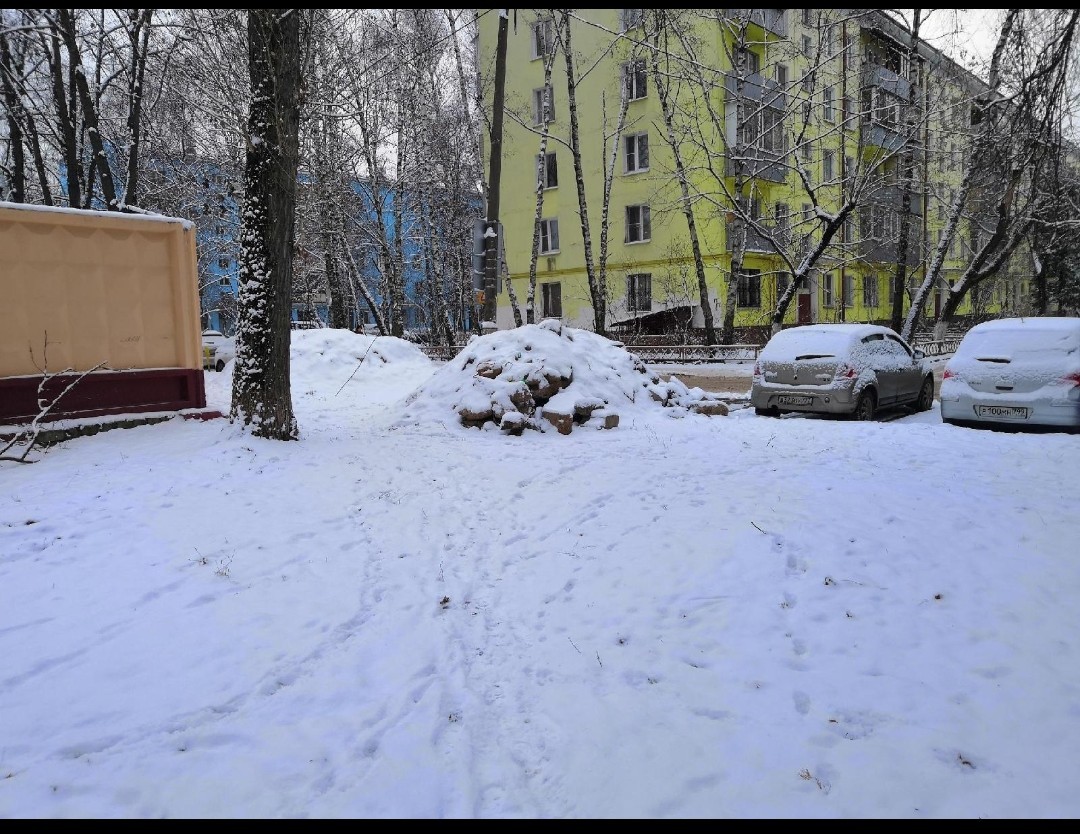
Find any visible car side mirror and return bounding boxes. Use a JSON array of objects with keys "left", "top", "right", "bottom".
[{"left": 913, "top": 349, "right": 925, "bottom": 361}]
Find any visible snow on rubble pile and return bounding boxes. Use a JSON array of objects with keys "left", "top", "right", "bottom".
[{"left": 401, "top": 319, "right": 729, "bottom": 435}]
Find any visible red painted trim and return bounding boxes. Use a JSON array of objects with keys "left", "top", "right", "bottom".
[{"left": 0, "top": 368, "right": 206, "bottom": 424}]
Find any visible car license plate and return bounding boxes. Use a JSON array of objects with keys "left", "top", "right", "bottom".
[
  {"left": 778, "top": 395, "right": 813, "bottom": 406},
  {"left": 975, "top": 405, "right": 1028, "bottom": 420}
]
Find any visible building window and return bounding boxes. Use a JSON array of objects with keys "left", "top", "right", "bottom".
[
  {"left": 218, "top": 257, "right": 229, "bottom": 270},
  {"left": 541, "top": 281, "right": 562, "bottom": 317},
  {"left": 823, "top": 150, "right": 834, "bottom": 181},
  {"left": 776, "top": 271, "right": 792, "bottom": 299},
  {"left": 776, "top": 63, "right": 788, "bottom": 87},
  {"left": 822, "top": 25, "right": 834, "bottom": 57},
  {"left": 863, "top": 273, "right": 880, "bottom": 308},
  {"left": 533, "top": 85, "right": 555, "bottom": 125},
  {"left": 740, "top": 107, "right": 785, "bottom": 154},
  {"left": 625, "top": 204, "right": 651, "bottom": 243},
  {"left": 624, "top": 59, "right": 647, "bottom": 100},
  {"left": 531, "top": 18, "right": 554, "bottom": 60},
  {"left": 620, "top": 9, "right": 643, "bottom": 31},
  {"left": 736, "top": 268, "right": 762, "bottom": 308},
  {"left": 775, "top": 202, "right": 790, "bottom": 238},
  {"left": 823, "top": 86, "right": 834, "bottom": 122},
  {"left": 219, "top": 276, "right": 231, "bottom": 288},
  {"left": 737, "top": 48, "right": 760, "bottom": 75},
  {"left": 801, "top": 9, "right": 813, "bottom": 25},
  {"left": 624, "top": 131, "right": 649, "bottom": 173},
  {"left": 821, "top": 272, "right": 835, "bottom": 307},
  {"left": 627, "top": 272, "right": 652, "bottom": 311},
  {"left": 842, "top": 273, "right": 855, "bottom": 307},
  {"left": 800, "top": 139, "right": 813, "bottom": 164},
  {"left": 538, "top": 218, "right": 560, "bottom": 253},
  {"left": 801, "top": 34, "right": 813, "bottom": 58},
  {"left": 538, "top": 152, "right": 558, "bottom": 189}
]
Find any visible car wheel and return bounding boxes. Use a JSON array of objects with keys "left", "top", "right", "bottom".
[
  {"left": 216, "top": 359, "right": 226, "bottom": 372},
  {"left": 754, "top": 406, "right": 781, "bottom": 417},
  {"left": 916, "top": 376, "right": 934, "bottom": 412},
  {"left": 852, "top": 390, "right": 876, "bottom": 421}
]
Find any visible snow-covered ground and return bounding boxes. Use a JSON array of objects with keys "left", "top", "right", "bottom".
[{"left": 2, "top": 326, "right": 1078, "bottom": 818}]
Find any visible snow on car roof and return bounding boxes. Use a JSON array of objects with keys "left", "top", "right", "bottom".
[
  {"left": 967, "top": 317, "right": 1080, "bottom": 334},
  {"left": 760, "top": 323, "right": 894, "bottom": 360},
  {"left": 957, "top": 317, "right": 1080, "bottom": 357}
]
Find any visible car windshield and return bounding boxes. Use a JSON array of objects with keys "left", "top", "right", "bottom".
[
  {"left": 760, "top": 329, "right": 853, "bottom": 362},
  {"left": 956, "top": 328, "right": 1079, "bottom": 362}
]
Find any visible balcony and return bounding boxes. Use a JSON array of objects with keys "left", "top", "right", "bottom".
[
  {"left": 724, "top": 71, "right": 786, "bottom": 108},
  {"left": 726, "top": 219, "right": 784, "bottom": 254},
  {"left": 724, "top": 150, "right": 788, "bottom": 184},
  {"left": 861, "top": 119, "right": 905, "bottom": 153},
  {"left": 722, "top": 9, "right": 787, "bottom": 38},
  {"left": 865, "top": 184, "right": 923, "bottom": 216},
  {"left": 857, "top": 235, "right": 920, "bottom": 267},
  {"left": 862, "top": 63, "right": 912, "bottom": 100}
]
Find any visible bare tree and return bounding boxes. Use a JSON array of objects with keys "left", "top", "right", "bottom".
[{"left": 903, "top": 8, "right": 1080, "bottom": 341}]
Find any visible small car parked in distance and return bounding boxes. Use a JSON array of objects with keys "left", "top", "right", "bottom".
[
  {"left": 201, "top": 329, "right": 236, "bottom": 372},
  {"left": 939, "top": 316, "right": 1080, "bottom": 432},
  {"left": 751, "top": 323, "right": 934, "bottom": 421}
]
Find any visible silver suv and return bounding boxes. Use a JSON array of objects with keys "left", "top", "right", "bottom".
[{"left": 751, "top": 323, "right": 934, "bottom": 421}]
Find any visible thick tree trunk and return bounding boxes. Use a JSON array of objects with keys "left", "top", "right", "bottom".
[{"left": 230, "top": 8, "right": 302, "bottom": 441}]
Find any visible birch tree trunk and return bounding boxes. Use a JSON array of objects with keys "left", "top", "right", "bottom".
[{"left": 558, "top": 10, "right": 605, "bottom": 335}]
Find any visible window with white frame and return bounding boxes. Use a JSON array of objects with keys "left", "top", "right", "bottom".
[
  {"left": 801, "top": 9, "right": 813, "bottom": 25},
  {"left": 538, "top": 151, "right": 558, "bottom": 189},
  {"left": 531, "top": 18, "right": 554, "bottom": 60},
  {"left": 736, "top": 268, "right": 762, "bottom": 308},
  {"left": 541, "top": 281, "right": 562, "bottom": 317},
  {"left": 842, "top": 272, "right": 854, "bottom": 307},
  {"left": 627, "top": 272, "right": 652, "bottom": 311},
  {"left": 863, "top": 273, "right": 879, "bottom": 308},
  {"left": 624, "top": 131, "right": 649, "bottom": 173},
  {"left": 823, "top": 85, "right": 834, "bottom": 122},
  {"left": 821, "top": 272, "right": 835, "bottom": 307},
  {"left": 801, "top": 34, "right": 813, "bottom": 58},
  {"left": 624, "top": 59, "right": 647, "bottom": 101},
  {"left": 625, "top": 204, "right": 651, "bottom": 243},
  {"left": 532, "top": 85, "right": 555, "bottom": 125},
  {"left": 538, "top": 218, "right": 560, "bottom": 253},
  {"left": 776, "top": 63, "right": 788, "bottom": 87},
  {"left": 823, "top": 150, "right": 834, "bottom": 181},
  {"left": 620, "top": 9, "right": 643, "bottom": 31}
]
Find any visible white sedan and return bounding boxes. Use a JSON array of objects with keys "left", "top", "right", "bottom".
[{"left": 201, "top": 329, "right": 236, "bottom": 372}]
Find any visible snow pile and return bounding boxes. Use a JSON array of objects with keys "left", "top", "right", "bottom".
[
  {"left": 401, "top": 319, "right": 729, "bottom": 435},
  {"left": 288, "top": 328, "right": 432, "bottom": 387}
]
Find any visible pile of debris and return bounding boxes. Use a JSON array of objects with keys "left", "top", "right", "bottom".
[{"left": 402, "top": 319, "right": 730, "bottom": 436}]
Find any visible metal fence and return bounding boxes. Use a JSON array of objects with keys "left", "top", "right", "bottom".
[{"left": 418, "top": 336, "right": 964, "bottom": 364}]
